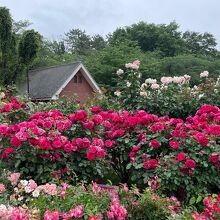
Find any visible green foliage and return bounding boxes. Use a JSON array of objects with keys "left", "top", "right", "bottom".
[
  {"left": 109, "top": 21, "right": 184, "bottom": 57},
  {"left": 0, "top": 7, "right": 41, "bottom": 86},
  {"left": 18, "top": 30, "right": 41, "bottom": 66},
  {"left": 84, "top": 40, "right": 146, "bottom": 86},
  {"left": 128, "top": 189, "right": 172, "bottom": 220},
  {"left": 64, "top": 28, "right": 106, "bottom": 55},
  {"left": 183, "top": 31, "right": 217, "bottom": 57},
  {"left": 0, "top": 7, "right": 12, "bottom": 55}
]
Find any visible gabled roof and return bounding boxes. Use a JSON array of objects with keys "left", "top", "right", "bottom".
[{"left": 19, "top": 62, "right": 101, "bottom": 100}]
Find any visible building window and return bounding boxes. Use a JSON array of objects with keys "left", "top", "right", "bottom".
[
  {"left": 74, "top": 75, "right": 77, "bottom": 83},
  {"left": 79, "top": 76, "right": 83, "bottom": 83}
]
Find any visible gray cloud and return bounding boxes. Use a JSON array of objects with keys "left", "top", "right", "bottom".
[{"left": 1, "top": 0, "right": 220, "bottom": 48}]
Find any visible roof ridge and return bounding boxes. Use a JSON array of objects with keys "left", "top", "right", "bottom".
[{"left": 29, "top": 62, "right": 82, "bottom": 72}]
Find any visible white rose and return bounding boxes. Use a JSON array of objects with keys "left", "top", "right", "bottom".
[
  {"left": 161, "top": 77, "right": 173, "bottom": 85},
  {"left": 126, "top": 81, "right": 131, "bottom": 87},
  {"left": 145, "top": 78, "right": 157, "bottom": 84},
  {"left": 116, "top": 69, "right": 124, "bottom": 76},
  {"left": 18, "top": 196, "right": 24, "bottom": 201},
  {"left": 20, "top": 180, "right": 28, "bottom": 187},
  {"left": 0, "top": 92, "right": 5, "bottom": 100},
  {"left": 200, "top": 71, "right": 209, "bottom": 78},
  {"left": 32, "top": 189, "right": 40, "bottom": 198},
  {"left": 173, "top": 76, "right": 185, "bottom": 84},
  {"left": 24, "top": 186, "right": 32, "bottom": 193},
  {"left": 125, "top": 63, "right": 132, "bottom": 68},
  {"left": 184, "top": 74, "right": 191, "bottom": 81},
  {"left": 125, "top": 63, "right": 139, "bottom": 70},
  {"left": 151, "top": 83, "right": 160, "bottom": 90},
  {"left": 114, "top": 91, "right": 121, "bottom": 97},
  {"left": 140, "top": 91, "right": 148, "bottom": 97}
]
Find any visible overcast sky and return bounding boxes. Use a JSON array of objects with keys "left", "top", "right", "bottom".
[{"left": 1, "top": 0, "right": 220, "bottom": 48}]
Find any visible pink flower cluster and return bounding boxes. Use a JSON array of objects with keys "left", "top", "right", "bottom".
[
  {"left": 107, "top": 196, "right": 128, "bottom": 220},
  {"left": 192, "top": 194, "right": 220, "bottom": 220},
  {"left": 0, "top": 97, "right": 25, "bottom": 113},
  {"left": 0, "top": 205, "right": 30, "bottom": 220}
]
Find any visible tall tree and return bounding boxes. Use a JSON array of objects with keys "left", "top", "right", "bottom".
[
  {"left": 0, "top": 7, "right": 41, "bottom": 85},
  {"left": 182, "top": 31, "right": 217, "bottom": 57},
  {"left": 65, "top": 28, "right": 91, "bottom": 55},
  {"left": 91, "top": 34, "right": 106, "bottom": 50},
  {"left": 13, "top": 20, "right": 32, "bottom": 34},
  {"left": 0, "top": 7, "right": 14, "bottom": 84},
  {"left": 108, "top": 21, "right": 184, "bottom": 57}
]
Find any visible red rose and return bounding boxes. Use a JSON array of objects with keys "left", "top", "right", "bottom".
[
  {"left": 43, "top": 121, "right": 53, "bottom": 129},
  {"left": 132, "top": 146, "right": 141, "bottom": 152},
  {"left": 193, "top": 132, "right": 209, "bottom": 146},
  {"left": 105, "top": 140, "right": 113, "bottom": 148},
  {"left": 92, "top": 114, "right": 103, "bottom": 124},
  {"left": 185, "top": 159, "right": 196, "bottom": 169},
  {"left": 38, "top": 137, "right": 51, "bottom": 150},
  {"left": 116, "top": 130, "right": 124, "bottom": 137},
  {"left": 1, "top": 148, "right": 14, "bottom": 160},
  {"left": 75, "top": 138, "right": 83, "bottom": 146},
  {"left": 82, "top": 121, "right": 94, "bottom": 131},
  {"left": 169, "top": 140, "right": 180, "bottom": 149},
  {"left": 0, "top": 124, "right": 8, "bottom": 135},
  {"left": 129, "top": 151, "right": 135, "bottom": 157},
  {"left": 144, "top": 159, "right": 158, "bottom": 169},
  {"left": 11, "top": 136, "right": 21, "bottom": 147},
  {"left": 86, "top": 152, "right": 96, "bottom": 160},
  {"left": 209, "top": 154, "right": 219, "bottom": 163},
  {"left": 52, "top": 137, "right": 63, "bottom": 149},
  {"left": 149, "top": 139, "right": 160, "bottom": 149},
  {"left": 74, "top": 110, "right": 88, "bottom": 122},
  {"left": 103, "top": 121, "right": 111, "bottom": 128},
  {"left": 177, "top": 152, "right": 186, "bottom": 161},
  {"left": 63, "top": 143, "right": 73, "bottom": 153},
  {"left": 91, "top": 106, "right": 102, "bottom": 113},
  {"left": 82, "top": 138, "right": 90, "bottom": 149},
  {"left": 96, "top": 147, "right": 105, "bottom": 158}
]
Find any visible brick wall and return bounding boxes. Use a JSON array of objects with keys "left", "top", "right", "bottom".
[{"left": 59, "top": 70, "right": 95, "bottom": 103}]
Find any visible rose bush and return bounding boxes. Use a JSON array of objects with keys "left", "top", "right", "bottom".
[
  {"left": 0, "top": 96, "right": 219, "bottom": 201},
  {"left": 112, "top": 61, "right": 220, "bottom": 118},
  {"left": 0, "top": 171, "right": 181, "bottom": 220}
]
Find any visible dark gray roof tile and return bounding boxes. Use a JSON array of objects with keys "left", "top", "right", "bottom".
[{"left": 19, "top": 62, "right": 81, "bottom": 99}]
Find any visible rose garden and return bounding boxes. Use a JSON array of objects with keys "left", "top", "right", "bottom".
[{"left": 0, "top": 60, "right": 219, "bottom": 219}]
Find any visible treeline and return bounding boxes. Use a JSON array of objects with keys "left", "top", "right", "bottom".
[{"left": 1, "top": 6, "right": 220, "bottom": 87}]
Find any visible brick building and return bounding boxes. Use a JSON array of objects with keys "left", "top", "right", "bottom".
[{"left": 19, "top": 62, "right": 102, "bottom": 103}]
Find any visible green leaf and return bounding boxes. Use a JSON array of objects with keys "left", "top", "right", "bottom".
[
  {"left": 196, "top": 196, "right": 202, "bottom": 203},
  {"left": 189, "top": 197, "right": 196, "bottom": 205}
]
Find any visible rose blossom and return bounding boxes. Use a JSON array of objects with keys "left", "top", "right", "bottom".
[
  {"left": 114, "top": 91, "right": 121, "bottom": 97},
  {"left": 145, "top": 78, "right": 157, "bottom": 84},
  {"left": 149, "top": 139, "right": 160, "bottom": 149},
  {"left": 140, "top": 91, "right": 147, "bottom": 97},
  {"left": 7, "top": 172, "right": 20, "bottom": 186},
  {"left": 116, "top": 69, "right": 124, "bottom": 76},
  {"left": 151, "top": 83, "right": 160, "bottom": 90},
  {"left": 200, "top": 70, "right": 209, "bottom": 78},
  {"left": 185, "top": 159, "right": 196, "bottom": 169},
  {"left": 126, "top": 81, "right": 131, "bottom": 87},
  {"left": 177, "top": 152, "right": 186, "bottom": 161},
  {"left": 169, "top": 140, "right": 180, "bottom": 149},
  {"left": 69, "top": 205, "right": 83, "bottom": 218},
  {"left": 0, "top": 183, "right": 6, "bottom": 193},
  {"left": 160, "top": 76, "right": 173, "bottom": 85},
  {"left": 209, "top": 154, "right": 219, "bottom": 163}
]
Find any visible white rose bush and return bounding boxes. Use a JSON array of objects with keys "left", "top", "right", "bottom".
[{"left": 113, "top": 61, "right": 220, "bottom": 119}]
